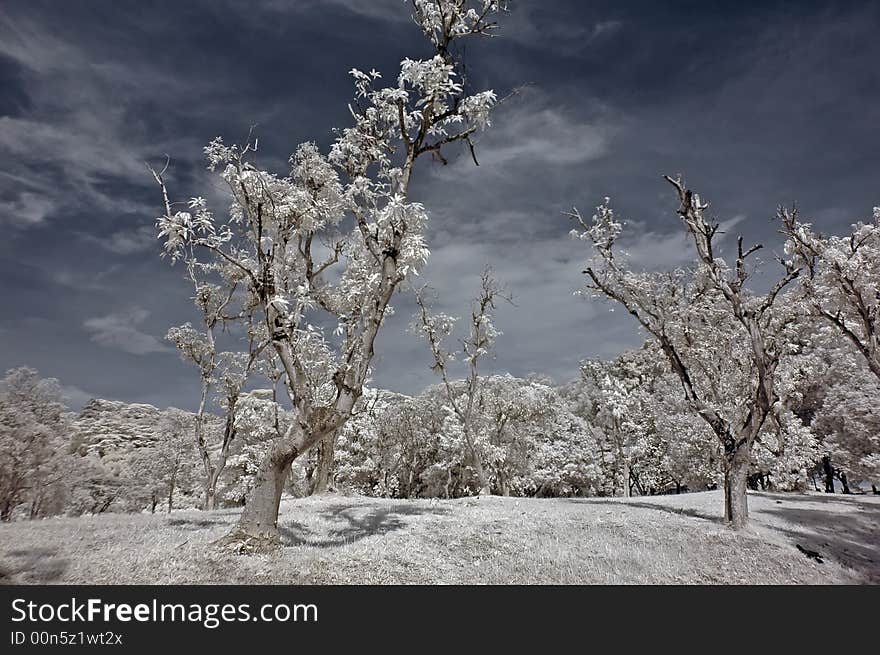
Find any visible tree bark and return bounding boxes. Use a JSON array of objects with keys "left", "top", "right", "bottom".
[
  {"left": 310, "top": 434, "right": 335, "bottom": 495},
  {"left": 471, "top": 453, "right": 491, "bottom": 495},
  {"left": 218, "top": 430, "right": 304, "bottom": 551},
  {"left": 497, "top": 469, "right": 509, "bottom": 496},
  {"left": 723, "top": 448, "right": 750, "bottom": 529},
  {"left": 167, "top": 470, "right": 176, "bottom": 514},
  {"left": 205, "top": 486, "right": 217, "bottom": 511}
]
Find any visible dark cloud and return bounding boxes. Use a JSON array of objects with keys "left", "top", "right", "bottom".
[{"left": 0, "top": 0, "right": 877, "bottom": 409}]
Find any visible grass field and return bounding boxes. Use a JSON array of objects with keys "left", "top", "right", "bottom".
[{"left": 1, "top": 490, "right": 877, "bottom": 584}]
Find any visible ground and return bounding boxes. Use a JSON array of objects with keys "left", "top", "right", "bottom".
[{"left": 0, "top": 490, "right": 877, "bottom": 584}]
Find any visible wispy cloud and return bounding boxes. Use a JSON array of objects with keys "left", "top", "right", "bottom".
[
  {"left": 1, "top": 0, "right": 877, "bottom": 411},
  {"left": 282, "top": 0, "right": 409, "bottom": 22},
  {"left": 0, "top": 191, "right": 55, "bottom": 227},
  {"left": 474, "top": 107, "right": 611, "bottom": 169},
  {"left": 0, "top": 11, "right": 201, "bottom": 232},
  {"left": 81, "top": 224, "right": 159, "bottom": 256},
  {"left": 83, "top": 308, "right": 170, "bottom": 356}
]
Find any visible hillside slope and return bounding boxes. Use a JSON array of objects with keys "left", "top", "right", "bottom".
[{"left": 1, "top": 491, "right": 877, "bottom": 584}]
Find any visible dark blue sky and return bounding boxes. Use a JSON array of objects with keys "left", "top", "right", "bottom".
[{"left": 1, "top": 0, "right": 878, "bottom": 410}]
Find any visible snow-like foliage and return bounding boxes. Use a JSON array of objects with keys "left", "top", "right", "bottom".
[
  {"left": 0, "top": 368, "right": 70, "bottom": 520},
  {"left": 151, "top": 0, "right": 508, "bottom": 533},
  {"left": 571, "top": 178, "right": 805, "bottom": 525},
  {"left": 781, "top": 204, "right": 880, "bottom": 381},
  {"left": 333, "top": 377, "right": 601, "bottom": 498}
]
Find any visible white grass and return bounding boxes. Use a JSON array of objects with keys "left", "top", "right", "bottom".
[{"left": 0, "top": 491, "right": 877, "bottom": 584}]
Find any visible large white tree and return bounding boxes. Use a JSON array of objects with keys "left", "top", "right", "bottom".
[
  {"left": 153, "top": 0, "right": 508, "bottom": 550},
  {"left": 571, "top": 178, "right": 802, "bottom": 527}
]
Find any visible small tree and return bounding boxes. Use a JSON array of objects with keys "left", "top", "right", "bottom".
[
  {"left": 166, "top": 291, "right": 261, "bottom": 509},
  {"left": 571, "top": 178, "right": 801, "bottom": 527},
  {"left": 581, "top": 348, "right": 718, "bottom": 497},
  {"left": 153, "top": 1, "right": 509, "bottom": 549},
  {"left": 414, "top": 267, "right": 511, "bottom": 495}
]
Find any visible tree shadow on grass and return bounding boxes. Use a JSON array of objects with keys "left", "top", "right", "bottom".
[
  {"left": 751, "top": 491, "right": 880, "bottom": 507},
  {"left": 755, "top": 503, "right": 880, "bottom": 583},
  {"left": 564, "top": 497, "right": 724, "bottom": 525},
  {"left": 279, "top": 502, "right": 449, "bottom": 549},
  {"left": 1, "top": 546, "right": 69, "bottom": 583},
  {"left": 167, "top": 516, "right": 231, "bottom": 529}
]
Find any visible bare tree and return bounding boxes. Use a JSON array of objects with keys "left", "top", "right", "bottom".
[
  {"left": 165, "top": 283, "right": 263, "bottom": 509},
  {"left": 572, "top": 177, "right": 801, "bottom": 527},
  {"left": 414, "top": 266, "right": 511, "bottom": 495}
]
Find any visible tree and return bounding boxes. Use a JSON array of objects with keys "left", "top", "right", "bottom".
[
  {"left": 130, "top": 409, "right": 199, "bottom": 513},
  {"left": 224, "top": 389, "right": 295, "bottom": 504},
  {"left": 152, "top": 1, "right": 509, "bottom": 549},
  {"left": 0, "top": 368, "right": 69, "bottom": 521},
  {"left": 334, "top": 377, "right": 600, "bottom": 499},
  {"left": 581, "top": 353, "right": 661, "bottom": 497},
  {"left": 571, "top": 178, "right": 801, "bottom": 527},
  {"left": 333, "top": 388, "right": 425, "bottom": 497},
  {"left": 580, "top": 348, "right": 719, "bottom": 497},
  {"left": 166, "top": 286, "right": 260, "bottom": 509},
  {"left": 780, "top": 206, "right": 880, "bottom": 380},
  {"left": 813, "top": 357, "right": 880, "bottom": 489},
  {"left": 475, "top": 375, "right": 600, "bottom": 497},
  {"left": 414, "top": 266, "right": 511, "bottom": 495}
]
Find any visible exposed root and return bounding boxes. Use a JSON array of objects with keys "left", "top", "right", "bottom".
[{"left": 213, "top": 529, "right": 282, "bottom": 555}]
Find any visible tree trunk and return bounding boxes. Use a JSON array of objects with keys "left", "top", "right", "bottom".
[
  {"left": 497, "top": 470, "right": 509, "bottom": 496},
  {"left": 220, "top": 438, "right": 298, "bottom": 551},
  {"left": 310, "top": 434, "right": 335, "bottom": 495},
  {"left": 622, "top": 460, "right": 631, "bottom": 498},
  {"left": 167, "top": 472, "right": 176, "bottom": 514},
  {"left": 471, "top": 454, "right": 490, "bottom": 496},
  {"left": 822, "top": 456, "right": 835, "bottom": 493},
  {"left": 205, "top": 486, "right": 217, "bottom": 511},
  {"left": 205, "top": 397, "right": 237, "bottom": 511},
  {"left": 723, "top": 448, "right": 750, "bottom": 529}
]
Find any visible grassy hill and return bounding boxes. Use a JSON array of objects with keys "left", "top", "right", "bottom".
[{"left": 1, "top": 491, "right": 877, "bottom": 584}]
